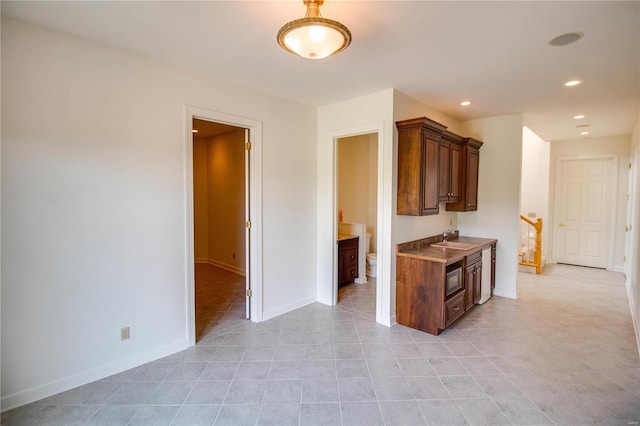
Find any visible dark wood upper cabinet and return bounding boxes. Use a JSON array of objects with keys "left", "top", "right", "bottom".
[
  {"left": 439, "top": 131, "right": 463, "bottom": 203},
  {"left": 396, "top": 117, "right": 447, "bottom": 216},
  {"left": 446, "top": 137, "right": 483, "bottom": 212},
  {"left": 397, "top": 116, "right": 483, "bottom": 215}
]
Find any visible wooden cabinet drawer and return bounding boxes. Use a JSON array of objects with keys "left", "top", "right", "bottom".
[
  {"left": 344, "top": 248, "right": 358, "bottom": 266},
  {"left": 466, "top": 251, "right": 482, "bottom": 265},
  {"left": 445, "top": 290, "right": 466, "bottom": 327},
  {"left": 340, "top": 238, "right": 358, "bottom": 251}
]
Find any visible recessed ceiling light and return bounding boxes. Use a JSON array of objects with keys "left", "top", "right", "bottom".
[
  {"left": 460, "top": 101, "right": 472, "bottom": 106},
  {"left": 580, "top": 131, "right": 589, "bottom": 135},
  {"left": 576, "top": 124, "right": 590, "bottom": 128},
  {"left": 564, "top": 80, "right": 582, "bottom": 87},
  {"left": 192, "top": 129, "right": 198, "bottom": 133},
  {"left": 573, "top": 115, "right": 585, "bottom": 119},
  {"left": 549, "top": 32, "right": 584, "bottom": 47}
]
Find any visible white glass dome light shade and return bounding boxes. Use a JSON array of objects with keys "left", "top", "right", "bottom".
[{"left": 278, "top": 17, "right": 351, "bottom": 59}]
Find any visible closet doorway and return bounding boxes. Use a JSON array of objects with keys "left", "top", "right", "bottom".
[
  {"left": 336, "top": 132, "right": 379, "bottom": 319},
  {"left": 185, "top": 107, "right": 263, "bottom": 346},
  {"left": 192, "top": 119, "right": 249, "bottom": 341}
]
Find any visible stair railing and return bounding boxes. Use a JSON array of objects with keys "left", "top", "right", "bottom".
[{"left": 519, "top": 216, "right": 543, "bottom": 274}]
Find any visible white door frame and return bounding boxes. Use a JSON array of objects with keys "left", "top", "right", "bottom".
[
  {"left": 184, "top": 106, "right": 263, "bottom": 346},
  {"left": 552, "top": 154, "right": 617, "bottom": 270},
  {"left": 329, "top": 123, "right": 391, "bottom": 326}
]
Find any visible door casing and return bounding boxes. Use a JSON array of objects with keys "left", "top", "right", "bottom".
[{"left": 184, "top": 106, "right": 263, "bottom": 346}]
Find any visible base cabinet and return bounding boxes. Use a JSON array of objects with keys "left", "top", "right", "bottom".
[
  {"left": 491, "top": 244, "right": 497, "bottom": 293},
  {"left": 465, "top": 251, "right": 482, "bottom": 307},
  {"left": 396, "top": 238, "right": 497, "bottom": 335}
]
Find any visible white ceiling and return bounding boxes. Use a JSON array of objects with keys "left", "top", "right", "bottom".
[{"left": 3, "top": 1, "right": 639, "bottom": 142}]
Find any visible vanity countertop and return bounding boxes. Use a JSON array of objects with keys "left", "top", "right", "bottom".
[
  {"left": 337, "top": 234, "right": 359, "bottom": 242},
  {"left": 396, "top": 236, "right": 497, "bottom": 264}
]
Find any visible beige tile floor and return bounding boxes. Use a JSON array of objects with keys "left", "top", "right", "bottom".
[{"left": 2, "top": 263, "right": 638, "bottom": 425}]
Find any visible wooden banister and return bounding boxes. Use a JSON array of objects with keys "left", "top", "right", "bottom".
[{"left": 519, "top": 216, "right": 543, "bottom": 274}]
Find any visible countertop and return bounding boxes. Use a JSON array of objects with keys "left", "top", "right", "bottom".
[
  {"left": 396, "top": 236, "right": 497, "bottom": 264},
  {"left": 337, "top": 234, "right": 359, "bottom": 242}
]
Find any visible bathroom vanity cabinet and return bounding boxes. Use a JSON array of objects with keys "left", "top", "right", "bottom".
[
  {"left": 338, "top": 236, "right": 359, "bottom": 285},
  {"left": 396, "top": 235, "right": 497, "bottom": 335}
]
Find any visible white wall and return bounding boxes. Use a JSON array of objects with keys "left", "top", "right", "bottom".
[
  {"left": 461, "top": 114, "right": 524, "bottom": 299},
  {"left": 521, "top": 126, "right": 550, "bottom": 258},
  {"left": 206, "top": 130, "right": 246, "bottom": 274},
  {"left": 317, "top": 89, "right": 393, "bottom": 325},
  {"left": 628, "top": 117, "right": 640, "bottom": 354},
  {"left": 549, "top": 135, "right": 630, "bottom": 272},
  {"left": 1, "top": 17, "right": 317, "bottom": 410}
]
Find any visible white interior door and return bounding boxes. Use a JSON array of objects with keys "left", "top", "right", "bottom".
[
  {"left": 555, "top": 157, "right": 614, "bottom": 268},
  {"left": 244, "top": 128, "right": 251, "bottom": 320}
]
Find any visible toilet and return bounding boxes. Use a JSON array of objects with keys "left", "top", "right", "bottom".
[{"left": 366, "top": 233, "right": 377, "bottom": 278}]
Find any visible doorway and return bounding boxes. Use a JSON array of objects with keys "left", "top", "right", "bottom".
[
  {"left": 553, "top": 156, "right": 617, "bottom": 268},
  {"left": 185, "top": 106, "right": 263, "bottom": 346},
  {"left": 336, "top": 132, "right": 378, "bottom": 318},
  {"left": 192, "top": 119, "right": 248, "bottom": 341}
]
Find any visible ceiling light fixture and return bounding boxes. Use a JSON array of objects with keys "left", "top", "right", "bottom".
[
  {"left": 580, "top": 131, "right": 589, "bottom": 135},
  {"left": 460, "top": 101, "right": 472, "bottom": 106},
  {"left": 549, "top": 32, "right": 584, "bottom": 47},
  {"left": 564, "top": 80, "right": 582, "bottom": 87},
  {"left": 277, "top": 0, "right": 351, "bottom": 59},
  {"left": 573, "top": 114, "right": 585, "bottom": 119}
]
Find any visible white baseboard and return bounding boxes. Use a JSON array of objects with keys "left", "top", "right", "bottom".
[
  {"left": 1, "top": 339, "right": 188, "bottom": 412},
  {"left": 493, "top": 289, "right": 518, "bottom": 299},
  {"left": 385, "top": 314, "right": 396, "bottom": 328},
  {"left": 195, "top": 258, "right": 245, "bottom": 276},
  {"left": 262, "top": 296, "right": 316, "bottom": 322}
]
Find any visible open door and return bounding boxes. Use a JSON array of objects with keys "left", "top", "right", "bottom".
[{"left": 245, "top": 128, "right": 251, "bottom": 319}]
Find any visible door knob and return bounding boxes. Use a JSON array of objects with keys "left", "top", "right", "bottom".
[{"left": 559, "top": 223, "right": 564, "bottom": 227}]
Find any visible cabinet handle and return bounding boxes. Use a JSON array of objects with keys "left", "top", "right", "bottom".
[{"left": 454, "top": 306, "right": 460, "bottom": 311}]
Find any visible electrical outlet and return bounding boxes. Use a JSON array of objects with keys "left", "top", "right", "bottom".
[{"left": 120, "top": 327, "right": 130, "bottom": 341}]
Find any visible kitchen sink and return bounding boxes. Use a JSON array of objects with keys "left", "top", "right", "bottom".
[{"left": 431, "top": 241, "right": 478, "bottom": 250}]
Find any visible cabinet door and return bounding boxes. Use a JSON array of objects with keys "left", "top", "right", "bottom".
[
  {"left": 473, "top": 263, "right": 482, "bottom": 303},
  {"left": 438, "top": 142, "right": 450, "bottom": 201},
  {"left": 491, "top": 245, "right": 496, "bottom": 291},
  {"left": 421, "top": 135, "right": 440, "bottom": 215},
  {"left": 465, "top": 148, "right": 479, "bottom": 210},
  {"left": 449, "top": 143, "right": 462, "bottom": 202},
  {"left": 464, "top": 264, "right": 475, "bottom": 310}
]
